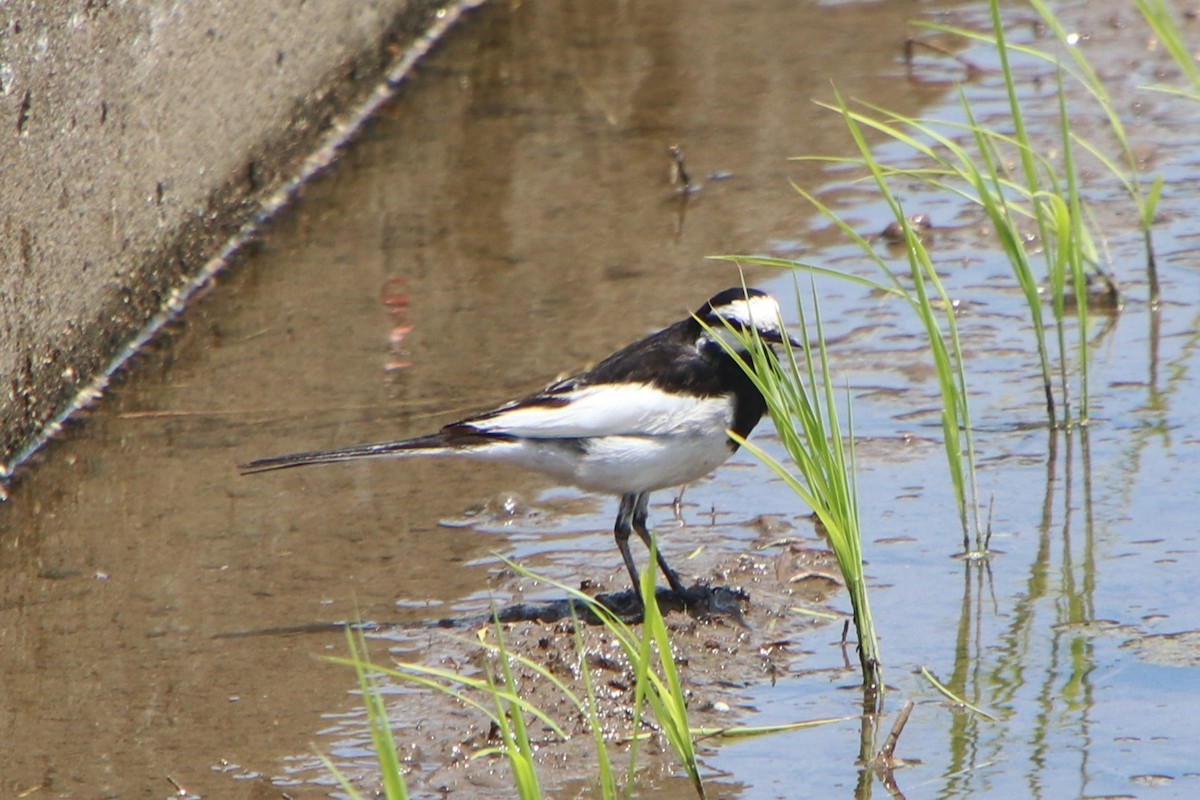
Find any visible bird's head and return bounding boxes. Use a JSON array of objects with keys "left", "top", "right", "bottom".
[{"left": 695, "top": 288, "right": 803, "bottom": 348}]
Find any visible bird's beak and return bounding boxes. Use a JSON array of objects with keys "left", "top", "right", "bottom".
[{"left": 761, "top": 330, "right": 804, "bottom": 348}]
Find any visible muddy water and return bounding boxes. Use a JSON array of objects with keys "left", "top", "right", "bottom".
[{"left": 3, "top": 0, "right": 1200, "bottom": 798}]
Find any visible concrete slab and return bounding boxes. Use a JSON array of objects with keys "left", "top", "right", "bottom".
[{"left": 0, "top": 0, "right": 481, "bottom": 481}]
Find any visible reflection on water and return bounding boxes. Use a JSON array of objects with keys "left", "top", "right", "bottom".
[
  {"left": 2, "top": 0, "right": 1200, "bottom": 798},
  {"left": 709, "top": 1, "right": 1200, "bottom": 798}
]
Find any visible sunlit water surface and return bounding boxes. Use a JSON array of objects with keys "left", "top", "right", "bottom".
[{"left": 2, "top": 1, "right": 1199, "bottom": 798}]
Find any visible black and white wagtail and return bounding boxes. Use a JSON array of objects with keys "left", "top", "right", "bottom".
[{"left": 241, "top": 287, "right": 799, "bottom": 597}]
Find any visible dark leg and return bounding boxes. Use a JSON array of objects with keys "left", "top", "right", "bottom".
[
  {"left": 614, "top": 493, "right": 644, "bottom": 593},
  {"left": 629, "top": 492, "right": 688, "bottom": 596}
]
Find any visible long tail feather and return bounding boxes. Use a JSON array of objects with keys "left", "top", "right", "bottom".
[{"left": 239, "top": 433, "right": 455, "bottom": 474}]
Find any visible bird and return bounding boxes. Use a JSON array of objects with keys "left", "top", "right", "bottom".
[{"left": 241, "top": 287, "right": 799, "bottom": 600}]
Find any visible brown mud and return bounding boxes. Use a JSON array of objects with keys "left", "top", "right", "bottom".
[
  {"left": 321, "top": 538, "right": 849, "bottom": 798},
  {"left": 4, "top": 0, "right": 1200, "bottom": 797}
]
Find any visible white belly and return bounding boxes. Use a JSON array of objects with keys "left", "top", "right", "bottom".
[
  {"left": 464, "top": 394, "right": 741, "bottom": 494},
  {"left": 535, "top": 431, "right": 737, "bottom": 494}
]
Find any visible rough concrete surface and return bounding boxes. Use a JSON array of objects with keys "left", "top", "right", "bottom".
[{"left": 0, "top": 0, "right": 477, "bottom": 481}]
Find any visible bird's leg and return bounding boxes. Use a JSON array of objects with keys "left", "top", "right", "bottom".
[
  {"left": 615, "top": 493, "right": 645, "bottom": 595},
  {"left": 630, "top": 492, "right": 688, "bottom": 596}
]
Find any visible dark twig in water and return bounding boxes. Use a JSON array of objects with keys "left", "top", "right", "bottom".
[
  {"left": 877, "top": 761, "right": 909, "bottom": 800},
  {"left": 165, "top": 775, "right": 190, "bottom": 798},
  {"left": 668, "top": 144, "right": 693, "bottom": 191},
  {"left": 838, "top": 619, "right": 853, "bottom": 669},
  {"left": 867, "top": 700, "right": 915, "bottom": 800},
  {"left": 877, "top": 700, "right": 914, "bottom": 764},
  {"left": 983, "top": 494, "right": 995, "bottom": 553},
  {"left": 672, "top": 484, "right": 687, "bottom": 521}
]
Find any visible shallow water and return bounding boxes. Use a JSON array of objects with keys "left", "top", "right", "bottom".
[{"left": 3, "top": 0, "right": 1200, "bottom": 798}]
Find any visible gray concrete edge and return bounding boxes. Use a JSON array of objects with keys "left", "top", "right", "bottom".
[{"left": 0, "top": 0, "right": 485, "bottom": 489}]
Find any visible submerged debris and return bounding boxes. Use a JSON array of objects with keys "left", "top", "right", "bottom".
[
  {"left": 668, "top": 143, "right": 702, "bottom": 195},
  {"left": 878, "top": 213, "right": 934, "bottom": 244}
]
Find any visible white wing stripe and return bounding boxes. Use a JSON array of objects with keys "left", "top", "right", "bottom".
[{"left": 469, "top": 383, "right": 732, "bottom": 439}]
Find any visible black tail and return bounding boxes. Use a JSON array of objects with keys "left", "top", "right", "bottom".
[{"left": 239, "top": 433, "right": 454, "bottom": 475}]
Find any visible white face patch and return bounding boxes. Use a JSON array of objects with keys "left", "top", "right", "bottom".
[{"left": 713, "top": 293, "right": 784, "bottom": 340}]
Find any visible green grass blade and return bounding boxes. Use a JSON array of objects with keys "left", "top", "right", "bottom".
[
  {"left": 317, "top": 749, "right": 368, "bottom": 800},
  {"left": 920, "top": 666, "right": 1000, "bottom": 721},
  {"left": 701, "top": 278, "right": 880, "bottom": 687},
  {"left": 692, "top": 716, "right": 857, "bottom": 741},
  {"left": 569, "top": 608, "right": 618, "bottom": 800},
  {"left": 327, "top": 645, "right": 571, "bottom": 743},
  {"left": 641, "top": 539, "right": 707, "bottom": 798},
  {"left": 486, "top": 612, "right": 545, "bottom": 800},
  {"left": 1135, "top": 0, "right": 1200, "bottom": 89},
  {"left": 344, "top": 626, "right": 411, "bottom": 800}
]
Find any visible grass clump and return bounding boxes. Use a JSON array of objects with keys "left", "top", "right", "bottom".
[
  {"left": 922, "top": 0, "right": 1160, "bottom": 308},
  {"left": 723, "top": 159, "right": 987, "bottom": 554},
  {"left": 322, "top": 566, "right": 847, "bottom": 799},
  {"left": 703, "top": 281, "right": 882, "bottom": 691},
  {"left": 726, "top": 0, "right": 1173, "bottom": 551}
]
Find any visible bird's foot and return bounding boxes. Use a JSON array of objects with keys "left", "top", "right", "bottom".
[
  {"left": 672, "top": 583, "right": 750, "bottom": 622},
  {"left": 594, "top": 582, "right": 750, "bottom": 623}
]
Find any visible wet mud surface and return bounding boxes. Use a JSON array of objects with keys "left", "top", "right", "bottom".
[{"left": 318, "top": 540, "right": 847, "bottom": 798}]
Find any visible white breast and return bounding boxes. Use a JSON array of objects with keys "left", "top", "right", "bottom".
[{"left": 463, "top": 393, "right": 739, "bottom": 495}]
